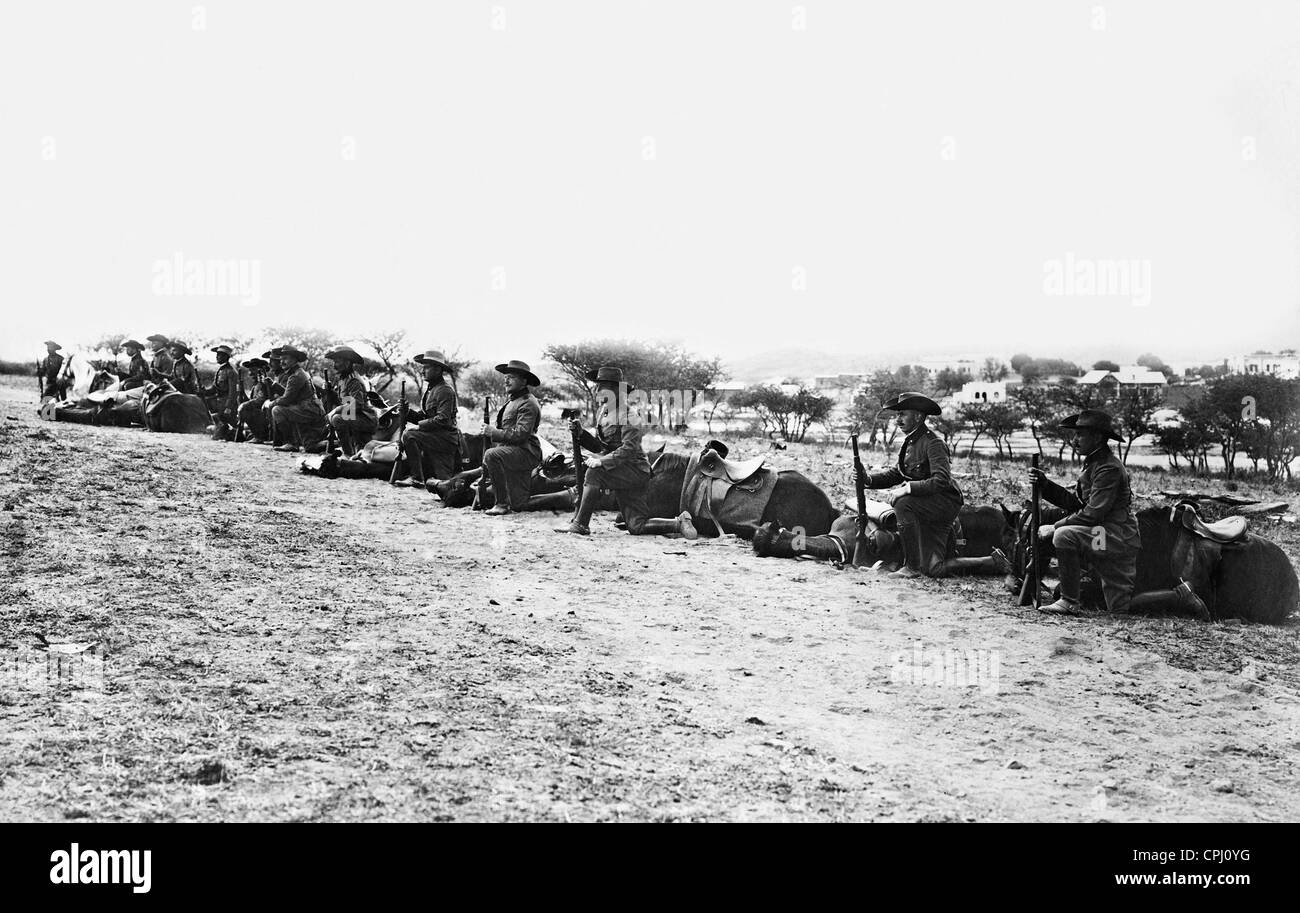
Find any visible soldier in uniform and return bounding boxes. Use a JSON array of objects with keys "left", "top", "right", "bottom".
[
  {"left": 269, "top": 346, "right": 327, "bottom": 453},
  {"left": 258, "top": 348, "right": 288, "bottom": 446},
  {"left": 556, "top": 365, "right": 697, "bottom": 538},
  {"left": 854, "top": 392, "right": 963, "bottom": 578},
  {"left": 236, "top": 357, "right": 274, "bottom": 443},
  {"left": 119, "top": 340, "right": 150, "bottom": 390},
  {"left": 203, "top": 344, "right": 241, "bottom": 435},
  {"left": 400, "top": 350, "right": 461, "bottom": 482},
  {"left": 168, "top": 341, "right": 201, "bottom": 395},
  {"left": 146, "top": 334, "right": 173, "bottom": 382},
  {"left": 37, "top": 341, "right": 64, "bottom": 398},
  {"left": 1027, "top": 409, "right": 1141, "bottom": 614},
  {"left": 324, "top": 345, "right": 378, "bottom": 456},
  {"left": 481, "top": 360, "right": 543, "bottom": 515}
]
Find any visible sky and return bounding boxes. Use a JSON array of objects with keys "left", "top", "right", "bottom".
[{"left": 2, "top": 1, "right": 1298, "bottom": 373}]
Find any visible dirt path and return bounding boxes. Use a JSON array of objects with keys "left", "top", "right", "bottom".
[{"left": 1, "top": 379, "right": 1297, "bottom": 821}]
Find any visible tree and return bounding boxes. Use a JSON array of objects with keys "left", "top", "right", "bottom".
[
  {"left": 262, "top": 325, "right": 341, "bottom": 378},
  {"left": 731, "top": 385, "right": 834, "bottom": 443},
  {"left": 1114, "top": 387, "right": 1160, "bottom": 463},
  {"left": 1009, "top": 382, "right": 1056, "bottom": 457},
  {"left": 851, "top": 365, "right": 935, "bottom": 452},
  {"left": 88, "top": 333, "right": 128, "bottom": 356},
  {"left": 958, "top": 402, "right": 1024, "bottom": 458},
  {"left": 458, "top": 365, "right": 504, "bottom": 412},
  {"left": 933, "top": 367, "right": 972, "bottom": 395},
  {"left": 981, "top": 358, "right": 1009, "bottom": 382},
  {"left": 359, "top": 329, "right": 412, "bottom": 395},
  {"left": 543, "top": 339, "right": 725, "bottom": 422},
  {"left": 1136, "top": 352, "right": 1169, "bottom": 374},
  {"left": 1092, "top": 359, "right": 1120, "bottom": 372},
  {"left": 1010, "top": 352, "right": 1033, "bottom": 374}
]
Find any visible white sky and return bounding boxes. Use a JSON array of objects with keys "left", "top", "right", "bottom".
[{"left": 2, "top": 1, "right": 1298, "bottom": 370}]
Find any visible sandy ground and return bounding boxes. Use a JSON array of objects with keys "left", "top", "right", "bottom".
[{"left": 1, "top": 376, "right": 1298, "bottom": 822}]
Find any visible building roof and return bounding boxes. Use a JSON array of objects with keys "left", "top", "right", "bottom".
[{"left": 1079, "top": 366, "right": 1167, "bottom": 386}]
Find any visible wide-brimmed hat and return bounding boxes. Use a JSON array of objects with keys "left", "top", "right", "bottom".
[
  {"left": 586, "top": 365, "right": 634, "bottom": 394},
  {"left": 261, "top": 347, "right": 283, "bottom": 360},
  {"left": 881, "top": 392, "right": 941, "bottom": 416},
  {"left": 413, "top": 349, "right": 451, "bottom": 371},
  {"left": 325, "top": 345, "right": 364, "bottom": 365},
  {"left": 241, "top": 357, "right": 269, "bottom": 371},
  {"left": 43, "top": 340, "right": 62, "bottom": 350},
  {"left": 210, "top": 344, "right": 233, "bottom": 357},
  {"left": 121, "top": 339, "right": 144, "bottom": 350},
  {"left": 168, "top": 341, "right": 193, "bottom": 356},
  {"left": 495, "top": 359, "right": 540, "bottom": 387},
  {"left": 1060, "top": 409, "right": 1123, "bottom": 442},
  {"left": 146, "top": 334, "right": 170, "bottom": 345},
  {"left": 279, "top": 346, "right": 309, "bottom": 363}
]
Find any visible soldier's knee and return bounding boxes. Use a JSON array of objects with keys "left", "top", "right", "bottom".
[
  {"left": 1052, "top": 526, "right": 1086, "bottom": 552},
  {"left": 892, "top": 496, "right": 918, "bottom": 518},
  {"left": 482, "top": 447, "right": 504, "bottom": 466},
  {"left": 624, "top": 516, "right": 649, "bottom": 535}
]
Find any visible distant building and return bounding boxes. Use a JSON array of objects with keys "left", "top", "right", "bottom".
[
  {"left": 813, "top": 372, "right": 869, "bottom": 390},
  {"left": 702, "top": 380, "right": 748, "bottom": 403},
  {"left": 1078, "top": 366, "right": 1168, "bottom": 396},
  {"left": 1230, "top": 351, "right": 1300, "bottom": 379},
  {"left": 918, "top": 355, "right": 981, "bottom": 376},
  {"left": 955, "top": 380, "right": 1009, "bottom": 405}
]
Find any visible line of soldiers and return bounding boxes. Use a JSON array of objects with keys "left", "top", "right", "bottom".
[{"left": 853, "top": 392, "right": 1143, "bottom": 614}]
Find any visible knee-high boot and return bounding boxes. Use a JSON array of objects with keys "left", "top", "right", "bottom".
[
  {"left": 639, "top": 512, "right": 699, "bottom": 539},
  {"left": 554, "top": 485, "right": 600, "bottom": 534}
]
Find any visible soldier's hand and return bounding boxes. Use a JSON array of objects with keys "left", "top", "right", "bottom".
[
  {"left": 479, "top": 423, "right": 491, "bottom": 439},
  {"left": 583, "top": 455, "right": 603, "bottom": 470},
  {"left": 1037, "top": 523, "right": 1056, "bottom": 540},
  {"left": 568, "top": 418, "right": 582, "bottom": 434},
  {"left": 853, "top": 466, "right": 867, "bottom": 488},
  {"left": 1027, "top": 467, "right": 1046, "bottom": 487}
]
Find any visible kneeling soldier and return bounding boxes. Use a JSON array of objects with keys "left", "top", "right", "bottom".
[
  {"left": 270, "top": 346, "right": 327, "bottom": 452},
  {"left": 203, "top": 344, "right": 241, "bottom": 434},
  {"left": 119, "top": 340, "right": 150, "bottom": 390},
  {"left": 557, "top": 365, "right": 697, "bottom": 538},
  {"left": 854, "top": 392, "right": 963, "bottom": 578},
  {"left": 146, "top": 334, "right": 173, "bottom": 383},
  {"left": 168, "top": 341, "right": 201, "bottom": 396},
  {"left": 324, "top": 346, "right": 378, "bottom": 456},
  {"left": 1027, "top": 409, "right": 1140, "bottom": 614},
  {"left": 237, "top": 357, "right": 273, "bottom": 442},
  {"left": 481, "top": 360, "right": 543, "bottom": 515},
  {"left": 401, "top": 350, "right": 461, "bottom": 482},
  {"left": 38, "top": 341, "right": 64, "bottom": 399}
]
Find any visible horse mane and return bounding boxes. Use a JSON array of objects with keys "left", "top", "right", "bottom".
[{"left": 651, "top": 450, "right": 690, "bottom": 475}]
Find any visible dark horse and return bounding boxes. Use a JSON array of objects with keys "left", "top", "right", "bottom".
[
  {"left": 647, "top": 450, "right": 838, "bottom": 539},
  {"left": 1015, "top": 504, "right": 1298, "bottom": 624}
]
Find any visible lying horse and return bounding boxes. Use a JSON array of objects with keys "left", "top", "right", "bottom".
[
  {"left": 1014, "top": 501, "right": 1298, "bottom": 623},
  {"left": 753, "top": 500, "right": 1015, "bottom": 576},
  {"left": 141, "top": 381, "right": 210, "bottom": 434},
  {"left": 648, "top": 443, "right": 838, "bottom": 539}
]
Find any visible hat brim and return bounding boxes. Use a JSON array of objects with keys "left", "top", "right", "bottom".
[
  {"left": 884, "top": 396, "right": 941, "bottom": 416},
  {"left": 280, "top": 348, "right": 309, "bottom": 362},
  {"left": 1060, "top": 414, "right": 1123, "bottom": 441},
  {"left": 414, "top": 355, "right": 451, "bottom": 371},
  {"left": 326, "top": 350, "right": 364, "bottom": 365},
  {"left": 495, "top": 364, "right": 541, "bottom": 387}
]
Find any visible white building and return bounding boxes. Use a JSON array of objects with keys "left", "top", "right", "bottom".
[
  {"left": 1229, "top": 351, "right": 1300, "bottom": 379},
  {"left": 1077, "top": 366, "right": 1168, "bottom": 394},
  {"left": 955, "top": 380, "right": 1009, "bottom": 405}
]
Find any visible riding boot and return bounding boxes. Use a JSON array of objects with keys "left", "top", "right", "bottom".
[
  {"left": 895, "top": 522, "right": 924, "bottom": 574},
  {"left": 554, "top": 486, "right": 597, "bottom": 533},
  {"left": 640, "top": 512, "right": 699, "bottom": 539},
  {"left": 1041, "top": 544, "right": 1083, "bottom": 613},
  {"left": 531, "top": 489, "right": 578, "bottom": 513}
]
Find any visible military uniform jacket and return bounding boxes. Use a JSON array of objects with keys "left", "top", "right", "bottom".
[
  {"left": 205, "top": 362, "right": 240, "bottom": 413},
  {"left": 271, "top": 366, "right": 324, "bottom": 413},
  {"left": 1041, "top": 444, "right": 1140, "bottom": 554},
  {"left": 39, "top": 353, "right": 64, "bottom": 388},
  {"left": 121, "top": 352, "right": 149, "bottom": 389},
  {"left": 334, "top": 373, "right": 378, "bottom": 421},
  {"left": 171, "top": 357, "right": 200, "bottom": 395},
  {"left": 579, "top": 405, "right": 650, "bottom": 485},
  {"left": 865, "top": 424, "right": 962, "bottom": 501},
  {"left": 488, "top": 390, "right": 542, "bottom": 458},
  {"left": 149, "top": 350, "right": 173, "bottom": 382},
  {"left": 414, "top": 380, "right": 458, "bottom": 435}
]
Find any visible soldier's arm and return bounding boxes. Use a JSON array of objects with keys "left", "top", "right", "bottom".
[
  {"left": 576, "top": 429, "right": 604, "bottom": 453},
  {"left": 1038, "top": 476, "right": 1081, "bottom": 512},
  {"left": 600, "top": 424, "right": 644, "bottom": 467},
  {"left": 271, "top": 371, "right": 306, "bottom": 407},
  {"left": 905, "top": 437, "right": 954, "bottom": 496},
  {"left": 417, "top": 386, "right": 456, "bottom": 431},
  {"left": 495, "top": 399, "right": 540, "bottom": 445},
  {"left": 1055, "top": 464, "right": 1122, "bottom": 528},
  {"left": 864, "top": 467, "right": 904, "bottom": 489}
]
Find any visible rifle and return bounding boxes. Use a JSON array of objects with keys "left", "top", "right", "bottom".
[
  {"left": 474, "top": 395, "right": 491, "bottom": 510},
  {"left": 562, "top": 406, "right": 586, "bottom": 516},
  {"left": 388, "top": 380, "right": 410, "bottom": 485},
  {"left": 850, "top": 425, "right": 871, "bottom": 567},
  {"left": 35, "top": 358, "right": 42, "bottom": 397},
  {"left": 232, "top": 365, "right": 248, "bottom": 442},
  {"left": 1018, "top": 453, "right": 1044, "bottom": 607}
]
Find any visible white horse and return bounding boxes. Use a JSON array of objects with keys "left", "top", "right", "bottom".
[{"left": 56, "top": 350, "right": 117, "bottom": 402}]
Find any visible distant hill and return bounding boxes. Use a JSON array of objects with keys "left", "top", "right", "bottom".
[{"left": 721, "top": 348, "right": 876, "bottom": 385}]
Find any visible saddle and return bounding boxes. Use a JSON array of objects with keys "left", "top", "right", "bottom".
[
  {"left": 698, "top": 449, "right": 765, "bottom": 484},
  {"left": 1173, "top": 501, "right": 1247, "bottom": 544}
]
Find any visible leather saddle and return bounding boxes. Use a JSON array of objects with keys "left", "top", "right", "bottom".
[
  {"left": 698, "top": 448, "right": 765, "bottom": 484},
  {"left": 1173, "top": 501, "right": 1247, "bottom": 544}
]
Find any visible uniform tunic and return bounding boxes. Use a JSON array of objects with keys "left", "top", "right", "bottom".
[
  {"left": 269, "top": 365, "right": 327, "bottom": 444},
  {"left": 204, "top": 362, "right": 240, "bottom": 420},
  {"left": 864, "top": 424, "right": 963, "bottom": 575},
  {"left": 121, "top": 352, "right": 149, "bottom": 390},
  {"left": 171, "top": 357, "right": 200, "bottom": 395},
  {"left": 401, "top": 379, "right": 461, "bottom": 480},
  {"left": 482, "top": 390, "right": 543, "bottom": 509},
  {"left": 579, "top": 405, "right": 653, "bottom": 533},
  {"left": 149, "top": 350, "right": 174, "bottom": 383},
  {"left": 38, "top": 353, "right": 64, "bottom": 397}
]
